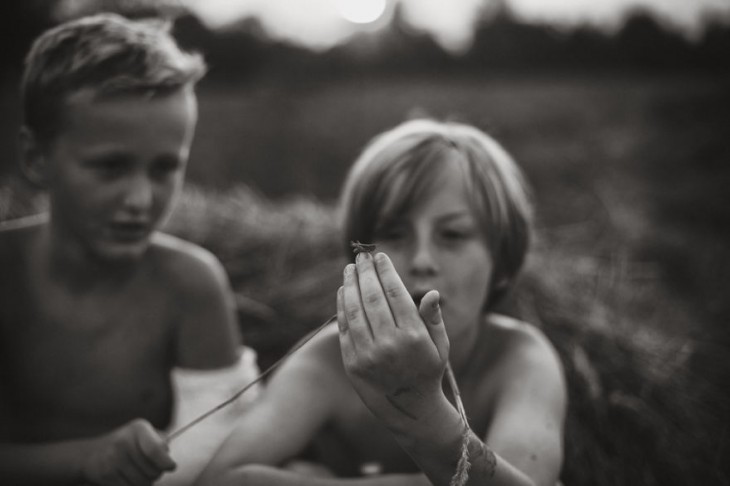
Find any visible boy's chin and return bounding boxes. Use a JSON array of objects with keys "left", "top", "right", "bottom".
[{"left": 91, "top": 239, "right": 151, "bottom": 263}]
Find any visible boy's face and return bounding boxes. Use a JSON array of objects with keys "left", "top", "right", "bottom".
[
  {"left": 39, "top": 88, "right": 197, "bottom": 261},
  {"left": 373, "top": 162, "right": 493, "bottom": 342}
]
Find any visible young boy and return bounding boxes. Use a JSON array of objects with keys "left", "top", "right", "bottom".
[
  {"left": 0, "top": 13, "right": 258, "bottom": 485},
  {"left": 197, "top": 119, "right": 566, "bottom": 485}
]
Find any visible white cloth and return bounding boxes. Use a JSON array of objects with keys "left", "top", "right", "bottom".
[{"left": 158, "top": 346, "right": 261, "bottom": 485}]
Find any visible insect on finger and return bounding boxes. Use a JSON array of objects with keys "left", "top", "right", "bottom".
[
  {"left": 351, "top": 240, "right": 377, "bottom": 255},
  {"left": 352, "top": 242, "right": 398, "bottom": 334}
]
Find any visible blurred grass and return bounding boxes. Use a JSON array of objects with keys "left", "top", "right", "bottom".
[
  {"left": 1, "top": 72, "right": 728, "bottom": 484},
  {"left": 163, "top": 185, "right": 344, "bottom": 363}
]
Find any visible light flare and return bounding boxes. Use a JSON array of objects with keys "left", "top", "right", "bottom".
[{"left": 332, "top": 0, "right": 388, "bottom": 24}]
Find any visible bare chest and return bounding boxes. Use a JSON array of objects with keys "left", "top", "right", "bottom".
[
  {"left": 314, "top": 394, "right": 417, "bottom": 477},
  {"left": 0, "top": 276, "right": 175, "bottom": 440}
]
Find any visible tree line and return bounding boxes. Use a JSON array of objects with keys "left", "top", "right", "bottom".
[{"left": 1, "top": 1, "right": 729, "bottom": 82}]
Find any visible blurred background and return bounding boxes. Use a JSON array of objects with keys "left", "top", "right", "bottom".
[{"left": 1, "top": 0, "right": 729, "bottom": 484}]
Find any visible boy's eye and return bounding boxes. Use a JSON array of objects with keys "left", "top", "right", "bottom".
[
  {"left": 151, "top": 157, "right": 182, "bottom": 177},
  {"left": 87, "top": 156, "right": 129, "bottom": 175},
  {"left": 440, "top": 226, "right": 475, "bottom": 242},
  {"left": 442, "top": 230, "right": 465, "bottom": 239}
]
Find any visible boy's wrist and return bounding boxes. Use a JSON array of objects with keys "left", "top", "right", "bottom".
[
  {"left": 72, "top": 437, "right": 96, "bottom": 483},
  {"left": 387, "top": 391, "right": 464, "bottom": 450}
]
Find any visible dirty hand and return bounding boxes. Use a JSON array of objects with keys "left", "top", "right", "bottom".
[{"left": 337, "top": 251, "right": 450, "bottom": 426}]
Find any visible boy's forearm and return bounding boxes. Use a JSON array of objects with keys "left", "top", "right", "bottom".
[
  {"left": 0, "top": 439, "right": 89, "bottom": 485},
  {"left": 198, "top": 464, "right": 431, "bottom": 486},
  {"left": 387, "top": 399, "right": 534, "bottom": 486}
]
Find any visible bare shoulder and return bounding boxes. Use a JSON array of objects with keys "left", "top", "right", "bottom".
[
  {"left": 265, "top": 321, "right": 352, "bottom": 412},
  {"left": 487, "top": 314, "right": 566, "bottom": 392},
  {"left": 148, "top": 232, "right": 228, "bottom": 290},
  {"left": 482, "top": 316, "right": 567, "bottom": 485},
  {"left": 149, "top": 232, "right": 241, "bottom": 369},
  {"left": 280, "top": 322, "right": 345, "bottom": 380},
  {"left": 270, "top": 323, "right": 352, "bottom": 396}
]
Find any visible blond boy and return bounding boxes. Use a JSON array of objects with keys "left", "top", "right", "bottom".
[{"left": 0, "top": 14, "right": 257, "bottom": 485}]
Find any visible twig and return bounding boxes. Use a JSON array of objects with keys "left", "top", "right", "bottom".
[
  {"left": 445, "top": 361, "right": 468, "bottom": 426},
  {"left": 445, "top": 361, "right": 472, "bottom": 486},
  {"left": 166, "top": 314, "right": 337, "bottom": 443}
]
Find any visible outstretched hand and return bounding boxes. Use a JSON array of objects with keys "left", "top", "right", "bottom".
[{"left": 337, "top": 251, "right": 450, "bottom": 426}]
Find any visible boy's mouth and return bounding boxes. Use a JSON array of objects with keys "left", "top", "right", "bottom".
[
  {"left": 412, "top": 294, "right": 423, "bottom": 307},
  {"left": 108, "top": 221, "right": 150, "bottom": 242}
]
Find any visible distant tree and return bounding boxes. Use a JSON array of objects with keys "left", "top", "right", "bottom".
[
  {"left": 614, "top": 9, "right": 694, "bottom": 69},
  {"left": 467, "top": 7, "right": 568, "bottom": 71},
  {"left": 697, "top": 20, "right": 730, "bottom": 71},
  {"left": 563, "top": 27, "right": 617, "bottom": 69},
  {"left": 174, "top": 14, "right": 273, "bottom": 81}
]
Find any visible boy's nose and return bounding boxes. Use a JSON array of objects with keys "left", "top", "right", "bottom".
[
  {"left": 409, "top": 241, "right": 438, "bottom": 277},
  {"left": 122, "top": 175, "right": 153, "bottom": 212}
]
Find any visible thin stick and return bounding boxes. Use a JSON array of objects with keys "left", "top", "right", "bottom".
[
  {"left": 166, "top": 314, "right": 337, "bottom": 443},
  {"left": 445, "top": 361, "right": 472, "bottom": 486},
  {"left": 445, "top": 361, "right": 468, "bottom": 427},
  {"left": 166, "top": 330, "right": 467, "bottom": 443}
]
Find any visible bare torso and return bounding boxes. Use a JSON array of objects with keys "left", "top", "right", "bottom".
[{"left": 0, "top": 223, "right": 187, "bottom": 442}]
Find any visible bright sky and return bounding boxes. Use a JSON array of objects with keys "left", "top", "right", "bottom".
[{"left": 183, "top": 0, "right": 730, "bottom": 52}]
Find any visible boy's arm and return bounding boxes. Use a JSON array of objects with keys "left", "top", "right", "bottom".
[
  {"left": 203, "top": 464, "right": 433, "bottom": 486},
  {"left": 194, "top": 329, "right": 433, "bottom": 486},
  {"left": 194, "top": 328, "right": 343, "bottom": 485},
  {"left": 378, "top": 347, "right": 566, "bottom": 486},
  {"left": 155, "top": 239, "right": 252, "bottom": 483},
  {"left": 338, "top": 252, "right": 565, "bottom": 486},
  {"left": 479, "top": 331, "right": 567, "bottom": 486},
  {"left": 169, "top": 242, "right": 241, "bottom": 369},
  {"left": 0, "top": 419, "right": 175, "bottom": 485}
]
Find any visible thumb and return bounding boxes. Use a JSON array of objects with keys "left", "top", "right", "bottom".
[
  {"left": 419, "top": 290, "right": 450, "bottom": 361},
  {"left": 135, "top": 421, "right": 176, "bottom": 472}
]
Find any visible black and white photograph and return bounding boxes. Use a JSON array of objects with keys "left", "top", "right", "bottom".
[{"left": 1, "top": 0, "right": 729, "bottom": 484}]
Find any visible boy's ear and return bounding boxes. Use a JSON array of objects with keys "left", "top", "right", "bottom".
[{"left": 19, "top": 126, "right": 49, "bottom": 188}]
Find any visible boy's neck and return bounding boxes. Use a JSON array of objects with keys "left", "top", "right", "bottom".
[{"left": 37, "top": 218, "right": 140, "bottom": 290}]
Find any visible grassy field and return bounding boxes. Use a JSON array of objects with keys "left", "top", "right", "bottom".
[{"left": 1, "top": 72, "right": 728, "bottom": 485}]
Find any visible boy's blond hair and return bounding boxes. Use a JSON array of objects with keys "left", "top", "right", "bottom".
[
  {"left": 340, "top": 118, "right": 534, "bottom": 308},
  {"left": 21, "top": 12, "right": 206, "bottom": 142}
]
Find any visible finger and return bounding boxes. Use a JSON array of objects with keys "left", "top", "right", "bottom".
[
  {"left": 373, "top": 252, "right": 420, "bottom": 331},
  {"left": 337, "top": 286, "right": 357, "bottom": 364},
  {"left": 355, "top": 251, "right": 396, "bottom": 334},
  {"left": 123, "top": 431, "right": 163, "bottom": 481},
  {"left": 116, "top": 460, "right": 151, "bottom": 486},
  {"left": 419, "top": 290, "right": 450, "bottom": 361},
  {"left": 342, "top": 263, "right": 374, "bottom": 344},
  {"left": 134, "top": 421, "right": 176, "bottom": 473}
]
